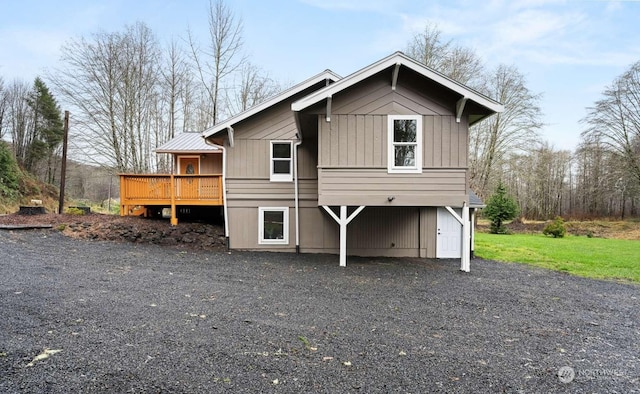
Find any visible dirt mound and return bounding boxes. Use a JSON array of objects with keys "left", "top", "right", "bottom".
[
  {"left": 477, "top": 217, "right": 640, "bottom": 240},
  {"left": 0, "top": 212, "right": 226, "bottom": 251}
]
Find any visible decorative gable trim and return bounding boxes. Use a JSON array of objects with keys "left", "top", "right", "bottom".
[
  {"left": 292, "top": 51, "right": 503, "bottom": 124},
  {"left": 202, "top": 70, "right": 341, "bottom": 139}
]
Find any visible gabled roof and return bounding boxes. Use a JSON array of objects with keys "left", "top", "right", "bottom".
[
  {"left": 291, "top": 51, "right": 503, "bottom": 124},
  {"left": 155, "top": 132, "right": 220, "bottom": 154},
  {"left": 202, "top": 69, "right": 341, "bottom": 138}
]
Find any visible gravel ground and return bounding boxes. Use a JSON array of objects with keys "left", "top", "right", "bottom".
[{"left": 0, "top": 229, "right": 638, "bottom": 393}]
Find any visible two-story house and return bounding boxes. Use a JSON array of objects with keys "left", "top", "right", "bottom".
[{"left": 201, "top": 52, "right": 503, "bottom": 270}]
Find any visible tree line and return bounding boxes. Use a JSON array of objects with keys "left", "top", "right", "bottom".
[{"left": 1, "top": 4, "right": 638, "bottom": 219}]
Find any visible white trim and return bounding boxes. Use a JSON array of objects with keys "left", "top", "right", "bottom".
[
  {"left": 322, "top": 205, "right": 365, "bottom": 267},
  {"left": 270, "top": 141, "right": 293, "bottom": 182},
  {"left": 292, "top": 52, "right": 503, "bottom": 116},
  {"left": 387, "top": 115, "right": 422, "bottom": 174},
  {"left": 258, "top": 207, "right": 289, "bottom": 245},
  {"left": 202, "top": 70, "right": 341, "bottom": 138},
  {"left": 293, "top": 138, "right": 302, "bottom": 251},
  {"left": 461, "top": 203, "right": 471, "bottom": 272},
  {"left": 202, "top": 139, "right": 229, "bottom": 241}
]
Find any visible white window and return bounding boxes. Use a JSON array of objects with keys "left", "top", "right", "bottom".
[
  {"left": 258, "top": 207, "right": 289, "bottom": 245},
  {"left": 270, "top": 141, "right": 293, "bottom": 182},
  {"left": 387, "top": 115, "right": 422, "bottom": 173}
]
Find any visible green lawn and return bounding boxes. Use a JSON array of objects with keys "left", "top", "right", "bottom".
[{"left": 475, "top": 233, "right": 640, "bottom": 283}]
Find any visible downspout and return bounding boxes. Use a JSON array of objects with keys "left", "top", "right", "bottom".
[
  {"left": 204, "top": 137, "right": 230, "bottom": 250},
  {"left": 293, "top": 112, "right": 303, "bottom": 254}
]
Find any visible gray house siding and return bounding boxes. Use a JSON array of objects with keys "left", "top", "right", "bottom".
[{"left": 228, "top": 204, "right": 438, "bottom": 258}]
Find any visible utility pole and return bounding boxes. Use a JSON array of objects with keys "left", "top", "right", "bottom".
[{"left": 58, "top": 111, "right": 69, "bottom": 214}]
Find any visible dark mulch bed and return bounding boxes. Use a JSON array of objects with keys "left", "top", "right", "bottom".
[
  {"left": 0, "top": 213, "right": 226, "bottom": 251},
  {"left": 0, "top": 229, "right": 638, "bottom": 393}
]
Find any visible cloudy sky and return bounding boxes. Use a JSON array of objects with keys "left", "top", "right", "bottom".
[{"left": 1, "top": 0, "right": 639, "bottom": 149}]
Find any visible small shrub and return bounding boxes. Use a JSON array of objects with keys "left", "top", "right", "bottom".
[
  {"left": 65, "top": 207, "right": 85, "bottom": 215},
  {"left": 543, "top": 216, "right": 566, "bottom": 238},
  {"left": 57, "top": 224, "right": 66, "bottom": 231},
  {"left": 483, "top": 183, "right": 519, "bottom": 234}
]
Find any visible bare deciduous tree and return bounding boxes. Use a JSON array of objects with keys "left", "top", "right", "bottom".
[
  {"left": 187, "top": 0, "right": 244, "bottom": 125},
  {"left": 50, "top": 22, "right": 162, "bottom": 173},
  {"left": 406, "top": 23, "right": 484, "bottom": 88},
  {"left": 0, "top": 77, "right": 7, "bottom": 140},
  {"left": 227, "top": 62, "right": 281, "bottom": 114},
  {"left": 6, "top": 79, "right": 33, "bottom": 166},
  {"left": 469, "top": 65, "right": 543, "bottom": 197},
  {"left": 582, "top": 60, "right": 640, "bottom": 188}
]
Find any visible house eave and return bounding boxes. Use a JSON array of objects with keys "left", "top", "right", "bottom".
[
  {"left": 202, "top": 69, "right": 342, "bottom": 139},
  {"left": 291, "top": 51, "right": 504, "bottom": 115}
]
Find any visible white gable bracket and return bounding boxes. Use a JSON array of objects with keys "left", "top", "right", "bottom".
[
  {"left": 391, "top": 63, "right": 401, "bottom": 91},
  {"left": 456, "top": 97, "right": 468, "bottom": 123},
  {"left": 322, "top": 205, "right": 366, "bottom": 267},
  {"left": 326, "top": 96, "right": 332, "bottom": 122},
  {"left": 227, "top": 126, "right": 235, "bottom": 148}
]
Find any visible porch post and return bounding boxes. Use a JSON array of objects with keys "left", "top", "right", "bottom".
[
  {"left": 170, "top": 174, "right": 178, "bottom": 226},
  {"left": 461, "top": 203, "right": 470, "bottom": 272}
]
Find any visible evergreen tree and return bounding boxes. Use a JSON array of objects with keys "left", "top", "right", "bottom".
[
  {"left": 0, "top": 141, "right": 20, "bottom": 198},
  {"left": 483, "top": 182, "right": 519, "bottom": 234},
  {"left": 26, "top": 77, "right": 64, "bottom": 182}
]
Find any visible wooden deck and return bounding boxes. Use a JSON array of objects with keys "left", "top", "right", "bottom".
[{"left": 119, "top": 174, "right": 223, "bottom": 225}]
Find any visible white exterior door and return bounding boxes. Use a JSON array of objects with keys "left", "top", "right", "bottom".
[{"left": 437, "top": 207, "right": 462, "bottom": 258}]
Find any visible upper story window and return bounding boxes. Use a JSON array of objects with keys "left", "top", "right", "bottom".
[
  {"left": 387, "top": 115, "right": 422, "bottom": 173},
  {"left": 270, "top": 141, "right": 293, "bottom": 182}
]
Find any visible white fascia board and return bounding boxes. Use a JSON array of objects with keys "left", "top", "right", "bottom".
[
  {"left": 202, "top": 70, "right": 341, "bottom": 139},
  {"left": 292, "top": 51, "right": 504, "bottom": 114}
]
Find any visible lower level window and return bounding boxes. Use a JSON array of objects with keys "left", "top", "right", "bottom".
[{"left": 258, "top": 207, "right": 289, "bottom": 245}]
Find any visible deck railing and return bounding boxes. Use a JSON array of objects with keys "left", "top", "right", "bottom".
[{"left": 119, "top": 174, "right": 223, "bottom": 224}]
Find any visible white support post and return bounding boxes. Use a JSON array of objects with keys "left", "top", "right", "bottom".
[
  {"left": 339, "top": 206, "right": 347, "bottom": 267},
  {"left": 471, "top": 209, "right": 476, "bottom": 257},
  {"left": 461, "top": 203, "right": 470, "bottom": 272},
  {"left": 322, "top": 205, "right": 366, "bottom": 267}
]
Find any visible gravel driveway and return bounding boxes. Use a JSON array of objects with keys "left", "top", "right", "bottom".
[{"left": 0, "top": 229, "right": 638, "bottom": 393}]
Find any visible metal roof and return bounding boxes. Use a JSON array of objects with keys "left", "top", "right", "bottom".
[
  {"left": 469, "top": 189, "right": 485, "bottom": 208},
  {"left": 155, "top": 132, "right": 220, "bottom": 154}
]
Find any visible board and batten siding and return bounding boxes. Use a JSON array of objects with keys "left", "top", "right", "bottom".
[
  {"left": 318, "top": 168, "right": 467, "bottom": 206},
  {"left": 199, "top": 154, "right": 222, "bottom": 174},
  {"left": 318, "top": 114, "right": 467, "bottom": 168},
  {"left": 228, "top": 204, "right": 438, "bottom": 258},
  {"left": 226, "top": 139, "right": 317, "bottom": 179}
]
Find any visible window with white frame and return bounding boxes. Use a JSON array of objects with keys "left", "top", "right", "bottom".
[
  {"left": 270, "top": 141, "right": 293, "bottom": 182},
  {"left": 387, "top": 115, "right": 422, "bottom": 173},
  {"left": 258, "top": 207, "right": 289, "bottom": 245}
]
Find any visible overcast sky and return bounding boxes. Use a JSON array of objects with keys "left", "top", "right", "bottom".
[{"left": 1, "top": 0, "right": 639, "bottom": 150}]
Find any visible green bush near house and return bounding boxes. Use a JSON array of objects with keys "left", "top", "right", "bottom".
[
  {"left": 543, "top": 216, "right": 567, "bottom": 238},
  {"left": 65, "top": 207, "right": 86, "bottom": 215}
]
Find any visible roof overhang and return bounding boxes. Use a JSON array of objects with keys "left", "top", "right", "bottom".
[
  {"left": 202, "top": 69, "right": 341, "bottom": 139},
  {"left": 155, "top": 132, "right": 221, "bottom": 155},
  {"left": 291, "top": 51, "right": 503, "bottom": 124}
]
